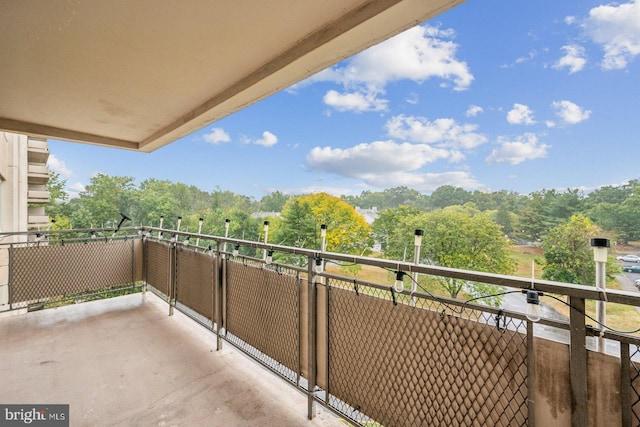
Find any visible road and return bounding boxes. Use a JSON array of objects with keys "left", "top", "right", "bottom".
[{"left": 498, "top": 269, "right": 640, "bottom": 357}]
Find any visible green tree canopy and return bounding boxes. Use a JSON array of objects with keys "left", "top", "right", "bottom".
[
  {"left": 540, "top": 214, "right": 614, "bottom": 285},
  {"left": 275, "top": 193, "right": 372, "bottom": 254},
  {"left": 420, "top": 208, "right": 516, "bottom": 299},
  {"left": 76, "top": 174, "right": 136, "bottom": 228}
]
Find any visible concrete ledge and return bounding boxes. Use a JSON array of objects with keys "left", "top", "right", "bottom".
[{"left": 0, "top": 293, "right": 342, "bottom": 426}]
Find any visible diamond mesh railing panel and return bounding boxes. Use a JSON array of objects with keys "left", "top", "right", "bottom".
[
  {"left": 631, "top": 344, "right": 640, "bottom": 425},
  {"left": 175, "top": 247, "right": 215, "bottom": 322},
  {"left": 326, "top": 280, "right": 528, "bottom": 427},
  {"left": 10, "top": 239, "right": 135, "bottom": 308},
  {"left": 225, "top": 260, "right": 300, "bottom": 381},
  {"left": 145, "top": 239, "right": 171, "bottom": 297}
]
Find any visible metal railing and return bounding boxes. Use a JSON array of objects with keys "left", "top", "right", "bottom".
[{"left": 2, "top": 226, "right": 640, "bottom": 426}]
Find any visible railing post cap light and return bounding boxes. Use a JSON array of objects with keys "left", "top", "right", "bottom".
[
  {"left": 199, "top": 217, "right": 204, "bottom": 222},
  {"left": 393, "top": 271, "right": 405, "bottom": 292},
  {"left": 225, "top": 218, "right": 230, "bottom": 223},
  {"left": 591, "top": 238, "right": 610, "bottom": 262},
  {"left": 321, "top": 224, "right": 327, "bottom": 230},
  {"left": 590, "top": 238, "right": 610, "bottom": 248},
  {"left": 264, "top": 220, "right": 269, "bottom": 226},
  {"left": 414, "top": 229, "right": 424, "bottom": 247}
]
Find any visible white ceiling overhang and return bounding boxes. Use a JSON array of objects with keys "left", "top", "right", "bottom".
[{"left": 0, "top": 0, "right": 464, "bottom": 152}]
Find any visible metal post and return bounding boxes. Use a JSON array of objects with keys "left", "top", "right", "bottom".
[
  {"left": 158, "top": 215, "right": 164, "bottom": 238},
  {"left": 262, "top": 221, "right": 269, "bottom": 261},
  {"left": 196, "top": 217, "right": 203, "bottom": 247},
  {"left": 527, "top": 320, "right": 536, "bottom": 426},
  {"left": 320, "top": 224, "right": 327, "bottom": 252},
  {"left": 223, "top": 219, "right": 230, "bottom": 254},
  {"left": 168, "top": 240, "right": 175, "bottom": 316},
  {"left": 307, "top": 255, "right": 317, "bottom": 420},
  {"left": 591, "top": 238, "right": 609, "bottom": 353},
  {"left": 595, "top": 261, "right": 606, "bottom": 351},
  {"left": 215, "top": 251, "right": 224, "bottom": 351},
  {"left": 412, "top": 229, "right": 423, "bottom": 306},
  {"left": 569, "top": 296, "right": 587, "bottom": 427},
  {"left": 620, "top": 343, "right": 632, "bottom": 426}
]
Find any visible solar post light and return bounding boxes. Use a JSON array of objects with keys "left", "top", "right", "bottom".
[{"left": 591, "top": 237, "right": 610, "bottom": 352}]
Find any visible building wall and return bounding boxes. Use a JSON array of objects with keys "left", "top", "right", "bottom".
[{"left": 0, "top": 131, "right": 50, "bottom": 311}]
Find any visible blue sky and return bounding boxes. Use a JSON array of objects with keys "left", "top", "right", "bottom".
[{"left": 48, "top": 0, "right": 640, "bottom": 200}]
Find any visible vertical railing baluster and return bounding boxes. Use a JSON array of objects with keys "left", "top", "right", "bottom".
[
  {"left": 527, "top": 320, "right": 535, "bottom": 426},
  {"left": 307, "top": 254, "right": 317, "bottom": 420},
  {"left": 621, "top": 343, "right": 632, "bottom": 426},
  {"left": 569, "top": 296, "right": 588, "bottom": 427}
]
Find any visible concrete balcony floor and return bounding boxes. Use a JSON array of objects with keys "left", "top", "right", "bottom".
[{"left": 0, "top": 293, "right": 342, "bottom": 426}]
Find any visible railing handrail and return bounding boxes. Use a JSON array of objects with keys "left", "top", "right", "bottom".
[{"left": 4, "top": 225, "right": 640, "bottom": 308}]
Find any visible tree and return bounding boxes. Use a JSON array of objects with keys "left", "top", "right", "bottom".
[
  {"left": 494, "top": 204, "right": 514, "bottom": 236},
  {"left": 371, "top": 205, "right": 423, "bottom": 257},
  {"left": 45, "top": 171, "right": 69, "bottom": 220},
  {"left": 342, "top": 186, "right": 428, "bottom": 210},
  {"left": 135, "top": 179, "right": 181, "bottom": 228},
  {"left": 428, "top": 185, "right": 472, "bottom": 209},
  {"left": 275, "top": 193, "right": 372, "bottom": 254},
  {"left": 421, "top": 208, "right": 516, "bottom": 301},
  {"left": 540, "top": 214, "right": 616, "bottom": 285},
  {"left": 259, "top": 191, "right": 290, "bottom": 212},
  {"left": 78, "top": 174, "right": 136, "bottom": 227}
]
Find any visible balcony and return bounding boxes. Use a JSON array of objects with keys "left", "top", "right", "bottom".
[
  {"left": 27, "top": 189, "right": 50, "bottom": 204},
  {"left": 26, "top": 138, "right": 49, "bottom": 164},
  {"left": 27, "top": 163, "right": 49, "bottom": 185},
  {"left": 0, "top": 292, "right": 339, "bottom": 426},
  {"left": 1, "top": 227, "right": 639, "bottom": 426}
]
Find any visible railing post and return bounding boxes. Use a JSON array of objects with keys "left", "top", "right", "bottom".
[
  {"left": 141, "top": 236, "right": 148, "bottom": 294},
  {"left": 169, "top": 240, "right": 176, "bottom": 316},
  {"left": 216, "top": 251, "right": 225, "bottom": 351},
  {"left": 569, "top": 296, "right": 588, "bottom": 427},
  {"left": 527, "top": 320, "right": 536, "bottom": 426},
  {"left": 0, "top": 245, "right": 12, "bottom": 311},
  {"left": 307, "top": 254, "right": 317, "bottom": 420},
  {"left": 620, "top": 343, "right": 632, "bottom": 426}
]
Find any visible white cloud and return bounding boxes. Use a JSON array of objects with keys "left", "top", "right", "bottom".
[
  {"left": 239, "top": 131, "right": 279, "bottom": 147},
  {"left": 343, "top": 25, "right": 473, "bottom": 90},
  {"left": 306, "top": 140, "right": 449, "bottom": 177},
  {"left": 203, "top": 128, "right": 231, "bottom": 144},
  {"left": 565, "top": 16, "right": 577, "bottom": 25},
  {"left": 405, "top": 93, "right": 419, "bottom": 105},
  {"left": 466, "top": 105, "right": 484, "bottom": 117},
  {"left": 361, "top": 170, "right": 482, "bottom": 191},
  {"left": 323, "top": 88, "right": 388, "bottom": 113},
  {"left": 516, "top": 50, "right": 538, "bottom": 64},
  {"left": 506, "top": 103, "right": 536, "bottom": 125},
  {"left": 486, "top": 133, "right": 549, "bottom": 165},
  {"left": 385, "top": 115, "right": 487, "bottom": 149},
  {"left": 551, "top": 100, "right": 591, "bottom": 124},
  {"left": 299, "top": 24, "right": 473, "bottom": 112},
  {"left": 583, "top": 0, "right": 640, "bottom": 70},
  {"left": 254, "top": 131, "right": 278, "bottom": 147},
  {"left": 553, "top": 44, "right": 587, "bottom": 73},
  {"left": 47, "top": 154, "right": 72, "bottom": 177}
]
